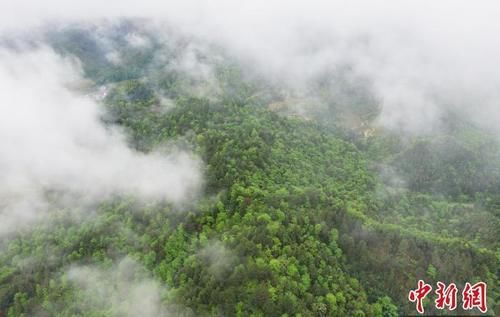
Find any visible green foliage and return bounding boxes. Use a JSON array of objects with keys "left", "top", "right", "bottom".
[{"left": 0, "top": 24, "right": 498, "bottom": 316}]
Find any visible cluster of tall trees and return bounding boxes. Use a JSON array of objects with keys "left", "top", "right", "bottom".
[{"left": 0, "top": 23, "right": 498, "bottom": 316}]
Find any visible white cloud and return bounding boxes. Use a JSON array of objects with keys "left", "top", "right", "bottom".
[
  {"left": 1, "top": 0, "right": 500, "bottom": 234},
  {"left": 1, "top": 1, "right": 500, "bottom": 134},
  {"left": 67, "top": 257, "right": 184, "bottom": 317},
  {"left": 0, "top": 47, "right": 201, "bottom": 235},
  {"left": 105, "top": 50, "right": 122, "bottom": 64},
  {"left": 197, "top": 241, "right": 237, "bottom": 279},
  {"left": 125, "top": 32, "right": 151, "bottom": 48}
]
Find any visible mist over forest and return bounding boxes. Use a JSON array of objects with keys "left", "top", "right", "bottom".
[{"left": 0, "top": 1, "right": 499, "bottom": 316}]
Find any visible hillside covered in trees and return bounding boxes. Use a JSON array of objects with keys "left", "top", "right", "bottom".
[{"left": 0, "top": 20, "right": 498, "bottom": 316}]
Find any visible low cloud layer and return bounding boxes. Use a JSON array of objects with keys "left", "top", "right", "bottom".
[
  {"left": 2, "top": 1, "right": 500, "bottom": 135},
  {"left": 198, "top": 241, "right": 237, "bottom": 280},
  {"left": 0, "top": 47, "right": 201, "bottom": 235},
  {"left": 67, "top": 257, "right": 186, "bottom": 317}
]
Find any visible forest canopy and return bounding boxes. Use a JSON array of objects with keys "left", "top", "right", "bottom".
[{"left": 0, "top": 8, "right": 499, "bottom": 317}]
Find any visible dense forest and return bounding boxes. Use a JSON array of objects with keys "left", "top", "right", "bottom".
[{"left": 0, "top": 20, "right": 498, "bottom": 316}]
